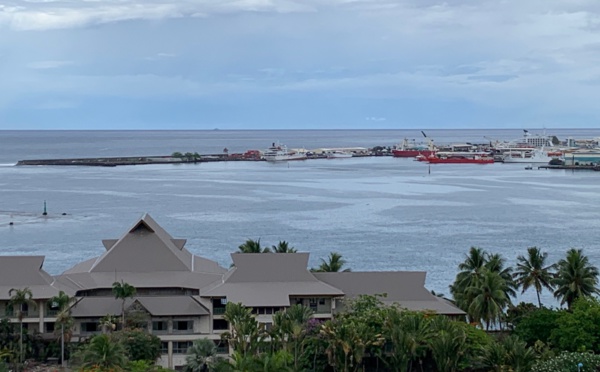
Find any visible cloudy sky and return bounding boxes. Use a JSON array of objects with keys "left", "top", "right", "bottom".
[{"left": 1, "top": 0, "right": 600, "bottom": 129}]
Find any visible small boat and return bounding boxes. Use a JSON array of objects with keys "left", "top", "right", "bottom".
[
  {"left": 424, "top": 152, "right": 494, "bottom": 164},
  {"left": 262, "top": 143, "right": 307, "bottom": 162},
  {"left": 326, "top": 151, "right": 353, "bottom": 159}
]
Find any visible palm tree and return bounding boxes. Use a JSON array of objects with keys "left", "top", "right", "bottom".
[
  {"left": 238, "top": 239, "right": 270, "bottom": 253},
  {"left": 222, "top": 302, "right": 264, "bottom": 357},
  {"left": 450, "top": 247, "right": 488, "bottom": 321},
  {"left": 427, "top": 316, "right": 467, "bottom": 372},
  {"left": 50, "top": 291, "right": 73, "bottom": 367},
  {"left": 312, "top": 252, "right": 351, "bottom": 272},
  {"left": 271, "top": 241, "right": 297, "bottom": 253},
  {"left": 513, "top": 247, "right": 556, "bottom": 307},
  {"left": 271, "top": 305, "right": 313, "bottom": 370},
  {"left": 384, "top": 308, "right": 431, "bottom": 372},
  {"left": 467, "top": 269, "right": 510, "bottom": 330},
  {"left": 485, "top": 253, "right": 516, "bottom": 299},
  {"left": 112, "top": 280, "right": 136, "bottom": 328},
  {"left": 185, "top": 338, "right": 217, "bottom": 372},
  {"left": 8, "top": 287, "right": 34, "bottom": 367},
  {"left": 79, "top": 334, "right": 127, "bottom": 370},
  {"left": 553, "top": 248, "right": 599, "bottom": 309}
]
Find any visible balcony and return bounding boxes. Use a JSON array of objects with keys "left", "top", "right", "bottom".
[{"left": 213, "top": 307, "right": 226, "bottom": 315}]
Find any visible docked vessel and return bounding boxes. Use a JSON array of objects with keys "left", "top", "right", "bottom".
[
  {"left": 262, "top": 143, "right": 307, "bottom": 162},
  {"left": 392, "top": 132, "right": 436, "bottom": 158},
  {"left": 326, "top": 151, "right": 353, "bottom": 159},
  {"left": 423, "top": 152, "right": 494, "bottom": 164},
  {"left": 502, "top": 148, "right": 563, "bottom": 164}
]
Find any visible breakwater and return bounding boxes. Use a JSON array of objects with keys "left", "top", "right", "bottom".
[{"left": 15, "top": 154, "right": 244, "bottom": 167}]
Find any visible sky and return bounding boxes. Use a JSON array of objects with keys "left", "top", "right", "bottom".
[{"left": 1, "top": 0, "right": 600, "bottom": 130}]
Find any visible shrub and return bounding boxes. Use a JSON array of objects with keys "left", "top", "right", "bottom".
[{"left": 531, "top": 352, "right": 600, "bottom": 372}]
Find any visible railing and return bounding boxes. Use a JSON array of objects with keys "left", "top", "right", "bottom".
[
  {"left": 171, "top": 329, "right": 194, "bottom": 334},
  {"left": 216, "top": 346, "right": 229, "bottom": 354},
  {"left": 213, "top": 307, "right": 226, "bottom": 315}
]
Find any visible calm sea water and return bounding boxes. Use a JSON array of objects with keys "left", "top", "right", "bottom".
[{"left": 1, "top": 129, "right": 600, "bottom": 305}]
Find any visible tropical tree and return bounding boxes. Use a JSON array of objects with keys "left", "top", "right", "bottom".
[
  {"left": 427, "top": 316, "right": 467, "bottom": 372},
  {"left": 553, "top": 248, "right": 599, "bottom": 309},
  {"left": 320, "top": 317, "right": 384, "bottom": 372},
  {"left": 271, "top": 304, "right": 313, "bottom": 370},
  {"left": 467, "top": 269, "right": 510, "bottom": 330},
  {"left": 450, "top": 247, "right": 488, "bottom": 319},
  {"left": 485, "top": 253, "right": 517, "bottom": 300},
  {"left": 185, "top": 338, "right": 217, "bottom": 372},
  {"left": 50, "top": 290, "right": 74, "bottom": 366},
  {"left": 222, "top": 302, "right": 264, "bottom": 357},
  {"left": 312, "top": 252, "right": 351, "bottom": 272},
  {"left": 477, "top": 335, "right": 535, "bottom": 372},
  {"left": 8, "top": 287, "right": 34, "bottom": 367},
  {"left": 100, "top": 314, "right": 118, "bottom": 334},
  {"left": 237, "top": 239, "right": 270, "bottom": 253},
  {"left": 78, "top": 334, "right": 127, "bottom": 370},
  {"left": 271, "top": 241, "right": 297, "bottom": 253},
  {"left": 112, "top": 280, "right": 136, "bottom": 328},
  {"left": 383, "top": 308, "right": 431, "bottom": 372},
  {"left": 514, "top": 247, "right": 556, "bottom": 307}
]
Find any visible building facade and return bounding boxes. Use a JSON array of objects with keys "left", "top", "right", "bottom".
[{"left": 0, "top": 214, "right": 464, "bottom": 369}]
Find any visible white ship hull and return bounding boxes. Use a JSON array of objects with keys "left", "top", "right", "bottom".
[
  {"left": 264, "top": 153, "right": 308, "bottom": 162},
  {"left": 502, "top": 150, "right": 562, "bottom": 164}
]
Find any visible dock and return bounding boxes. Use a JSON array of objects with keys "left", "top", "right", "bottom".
[{"left": 537, "top": 165, "right": 600, "bottom": 171}]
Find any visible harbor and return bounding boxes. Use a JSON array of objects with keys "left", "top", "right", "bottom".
[{"left": 14, "top": 130, "right": 600, "bottom": 170}]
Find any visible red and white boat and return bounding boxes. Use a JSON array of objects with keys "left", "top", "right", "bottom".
[
  {"left": 392, "top": 132, "right": 436, "bottom": 158},
  {"left": 423, "top": 152, "right": 494, "bottom": 164}
]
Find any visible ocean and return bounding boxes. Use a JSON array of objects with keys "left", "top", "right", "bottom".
[{"left": 1, "top": 129, "right": 599, "bottom": 305}]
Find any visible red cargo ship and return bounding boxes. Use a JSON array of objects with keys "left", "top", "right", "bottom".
[{"left": 423, "top": 152, "right": 494, "bottom": 164}]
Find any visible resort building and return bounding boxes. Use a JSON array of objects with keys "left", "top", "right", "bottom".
[{"left": 0, "top": 214, "right": 463, "bottom": 369}]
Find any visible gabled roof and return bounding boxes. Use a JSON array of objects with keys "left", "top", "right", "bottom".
[
  {"left": 313, "top": 272, "right": 465, "bottom": 315},
  {"left": 70, "top": 296, "right": 209, "bottom": 317},
  {"left": 137, "top": 296, "right": 209, "bottom": 316},
  {"left": 0, "top": 256, "right": 63, "bottom": 300},
  {"left": 89, "top": 214, "right": 193, "bottom": 273},
  {"left": 202, "top": 253, "right": 343, "bottom": 306},
  {"left": 57, "top": 214, "right": 227, "bottom": 292}
]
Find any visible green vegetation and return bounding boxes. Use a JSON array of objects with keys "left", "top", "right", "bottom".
[
  {"left": 171, "top": 152, "right": 201, "bottom": 161},
  {"left": 112, "top": 280, "right": 137, "bottom": 328},
  {"left": 3, "top": 245, "right": 600, "bottom": 371}
]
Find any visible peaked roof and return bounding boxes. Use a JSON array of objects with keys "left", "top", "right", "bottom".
[
  {"left": 89, "top": 213, "right": 193, "bottom": 273},
  {"left": 313, "top": 272, "right": 465, "bottom": 315},
  {"left": 57, "top": 214, "right": 226, "bottom": 292},
  {"left": 203, "top": 253, "right": 343, "bottom": 306},
  {"left": 0, "top": 256, "right": 63, "bottom": 299},
  {"left": 70, "top": 296, "right": 209, "bottom": 317}
]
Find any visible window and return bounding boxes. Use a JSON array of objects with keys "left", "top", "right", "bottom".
[
  {"left": 213, "top": 319, "right": 228, "bottom": 330},
  {"left": 319, "top": 298, "right": 326, "bottom": 305},
  {"left": 215, "top": 341, "right": 229, "bottom": 354},
  {"left": 45, "top": 323, "right": 55, "bottom": 333},
  {"left": 81, "top": 322, "right": 99, "bottom": 333},
  {"left": 173, "top": 341, "right": 193, "bottom": 354},
  {"left": 173, "top": 320, "right": 193, "bottom": 332},
  {"left": 260, "top": 322, "right": 273, "bottom": 331},
  {"left": 152, "top": 321, "right": 168, "bottom": 332},
  {"left": 160, "top": 342, "right": 169, "bottom": 354}
]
